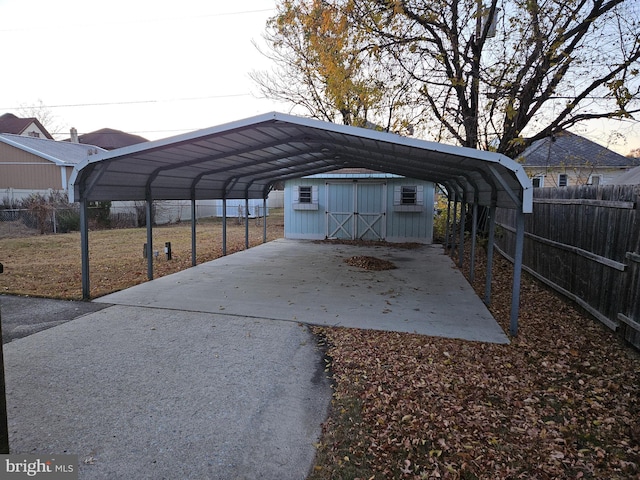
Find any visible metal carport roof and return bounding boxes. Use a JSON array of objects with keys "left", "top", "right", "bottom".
[
  {"left": 70, "top": 112, "right": 532, "bottom": 212},
  {"left": 69, "top": 112, "right": 532, "bottom": 336}
]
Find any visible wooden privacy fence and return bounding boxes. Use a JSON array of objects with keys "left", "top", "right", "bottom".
[{"left": 494, "top": 184, "right": 640, "bottom": 349}]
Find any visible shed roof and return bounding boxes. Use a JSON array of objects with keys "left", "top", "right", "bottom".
[
  {"left": 0, "top": 133, "right": 105, "bottom": 165},
  {"left": 70, "top": 112, "right": 532, "bottom": 213}
]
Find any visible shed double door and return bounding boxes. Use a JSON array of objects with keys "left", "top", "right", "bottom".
[{"left": 325, "top": 181, "right": 386, "bottom": 240}]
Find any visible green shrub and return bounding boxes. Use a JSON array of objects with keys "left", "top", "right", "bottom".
[{"left": 56, "top": 208, "right": 80, "bottom": 233}]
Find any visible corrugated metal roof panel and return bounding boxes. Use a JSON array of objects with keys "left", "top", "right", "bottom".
[{"left": 70, "top": 112, "right": 532, "bottom": 212}]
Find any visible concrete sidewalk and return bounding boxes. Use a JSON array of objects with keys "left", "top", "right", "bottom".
[{"left": 3, "top": 239, "right": 508, "bottom": 479}]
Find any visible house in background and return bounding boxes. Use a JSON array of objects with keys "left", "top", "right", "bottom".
[
  {"left": 0, "top": 133, "right": 105, "bottom": 202},
  {"left": 285, "top": 169, "right": 434, "bottom": 243},
  {"left": 0, "top": 113, "right": 53, "bottom": 139},
  {"left": 517, "top": 130, "right": 640, "bottom": 187},
  {"left": 65, "top": 127, "right": 148, "bottom": 150},
  {"left": 610, "top": 165, "right": 640, "bottom": 185}
]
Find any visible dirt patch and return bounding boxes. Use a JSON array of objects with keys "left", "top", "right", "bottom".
[{"left": 343, "top": 255, "right": 396, "bottom": 271}]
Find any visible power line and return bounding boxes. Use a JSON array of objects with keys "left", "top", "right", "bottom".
[{"left": 0, "top": 93, "right": 254, "bottom": 111}]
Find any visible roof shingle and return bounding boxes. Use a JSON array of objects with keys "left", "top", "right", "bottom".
[{"left": 518, "top": 130, "right": 640, "bottom": 167}]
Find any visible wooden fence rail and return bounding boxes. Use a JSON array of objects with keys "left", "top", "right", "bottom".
[{"left": 495, "top": 184, "right": 640, "bottom": 349}]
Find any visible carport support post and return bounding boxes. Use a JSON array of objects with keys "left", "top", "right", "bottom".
[
  {"left": 458, "top": 199, "right": 466, "bottom": 268},
  {"left": 80, "top": 199, "right": 90, "bottom": 299},
  {"left": 444, "top": 195, "right": 452, "bottom": 250},
  {"left": 245, "top": 198, "right": 249, "bottom": 249},
  {"left": 146, "top": 197, "right": 154, "bottom": 280},
  {"left": 470, "top": 202, "right": 478, "bottom": 283},
  {"left": 191, "top": 198, "right": 197, "bottom": 266},
  {"left": 222, "top": 198, "right": 227, "bottom": 256},
  {"left": 263, "top": 197, "right": 267, "bottom": 243},
  {"left": 484, "top": 205, "right": 497, "bottom": 306},
  {"left": 510, "top": 211, "right": 525, "bottom": 336},
  {"left": 451, "top": 195, "right": 458, "bottom": 259}
]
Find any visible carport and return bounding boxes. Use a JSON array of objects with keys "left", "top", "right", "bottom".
[{"left": 70, "top": 112, "right": 532, "bottom": 334}]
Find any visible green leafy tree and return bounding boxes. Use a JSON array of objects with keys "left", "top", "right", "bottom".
[{"left": 257, "top": 0, "right": 640, "bottom": 157}]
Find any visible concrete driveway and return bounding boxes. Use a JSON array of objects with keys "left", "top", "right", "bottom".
[
  {"left": 97, "top": 239, "right": 509, "bottom": 344},
  {"left": 1, "top": 239, "right": 507, "bottom": 479}
]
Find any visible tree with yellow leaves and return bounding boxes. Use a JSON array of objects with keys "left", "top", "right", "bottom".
[
  {"left": 255, "top": 0, "right": 640, "bottom": 158},
  {"left": 252, "top": 0, "right": 421, "bottom": 134}
]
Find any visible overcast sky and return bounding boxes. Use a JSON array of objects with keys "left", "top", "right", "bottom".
[
  {"left": 0, "top": 0, "right": 638, "bottom": 155},
  {"left": 0, "top": 0, "right": 284, "bottom": 140}
]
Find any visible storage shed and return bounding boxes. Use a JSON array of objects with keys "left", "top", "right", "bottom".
[{"left": 285, "top": 170, "right": 434, "bottom": 243}]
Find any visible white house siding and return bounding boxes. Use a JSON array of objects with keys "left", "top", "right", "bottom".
[
  {"left": 19, "top": 123, "right": 49, "bottom": 139},
  {"left": 525, "top": 166, "right": 632, "bottom": 187},
  {"left": 285, "top": 174, "right": 434, "bottom": 243},
  {"left": 0, "top": 142, "right": 64, "bottom": 192}
]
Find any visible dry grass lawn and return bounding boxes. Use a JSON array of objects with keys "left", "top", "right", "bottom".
[{"left": 0, "top": 210, "right": 284, "bottom": 299}]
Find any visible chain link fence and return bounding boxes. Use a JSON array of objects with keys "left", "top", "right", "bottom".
[
  {"left": 0, "top": 206, "right": 139, "bottom": 237},
  {"left": 0, "top": 199, "right": 276, "bottom": 238}
]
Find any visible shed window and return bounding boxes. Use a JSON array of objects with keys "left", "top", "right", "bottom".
[
  {"left": 298, "top": 186, "right": 312, "bottom": 203},
  {"left": 394, "top": 185, "right": 424, "bottom": 212},
  {"left": 558, "top": 174, "right": 568, "bottom": 187},
  {"left": 588, "top": 175, "right": 602, "bottom": 186},
  {"left": 401, "top": 186, "right": 417, "bottom": 205},
  {"left": 293, "top": 185, "right": 319, "bottom": 210}
]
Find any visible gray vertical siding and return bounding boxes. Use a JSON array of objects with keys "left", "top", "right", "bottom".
[
  {"left": 285, "top": 178, "right": 326, "bottom": 239},
  {"left": 385, "top": 178, "right": 434, "bottom": 242}
]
